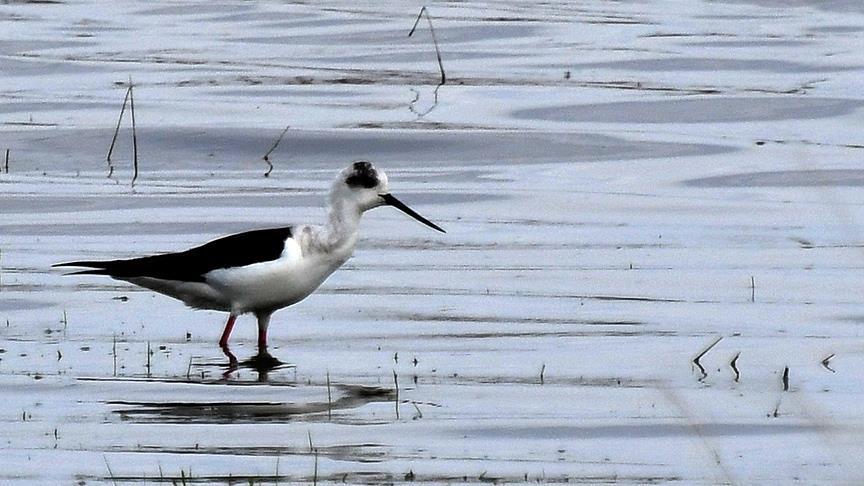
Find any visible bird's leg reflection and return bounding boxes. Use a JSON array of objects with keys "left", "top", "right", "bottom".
[
  {"left": 243, "top": 347, "right": 285, "bottom": 382},
  {"left": 220, "top": 344, "right": 239, "bottom": 379},
  {"left": 220, "top": 344, "right": 285, "bottom": 381}
]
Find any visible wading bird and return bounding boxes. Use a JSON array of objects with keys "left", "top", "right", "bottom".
[{"left": 55, "top": 161, "right": 444, "bottom": 356}]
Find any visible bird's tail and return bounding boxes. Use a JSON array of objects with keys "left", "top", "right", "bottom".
[{"left": 52, "top": 261, "right": 115, "bottom": 276}]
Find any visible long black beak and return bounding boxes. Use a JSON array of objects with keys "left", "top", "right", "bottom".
[{"left": 380, "top": 193, "right": 446, "bottom": 233}]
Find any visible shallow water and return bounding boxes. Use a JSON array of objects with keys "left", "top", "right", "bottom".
[{"left": 3, "top": 0, "right": 864, "bottom": 484}]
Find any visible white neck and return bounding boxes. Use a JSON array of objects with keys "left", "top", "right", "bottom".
[{"left": 316, "top": 193, "right": 362, "bottom": 253}]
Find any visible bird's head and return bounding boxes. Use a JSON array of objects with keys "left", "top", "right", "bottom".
[{"left": 333, "top": 161, "right": 445, "bottom": 233}]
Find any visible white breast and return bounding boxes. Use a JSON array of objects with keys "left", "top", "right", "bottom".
[{"left": 203, "top": 235, "right": 351, "bottom": 314}]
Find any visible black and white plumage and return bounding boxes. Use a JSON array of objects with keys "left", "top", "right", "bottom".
[{"left": 54, "top": 161, "right": 445, "bottom": 351}]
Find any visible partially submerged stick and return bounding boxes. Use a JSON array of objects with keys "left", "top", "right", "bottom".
[
  {"left": 393, "top": 370, "right": 400, "bottom": 419},
  {"left": 821, "top": 353, "right": 835, "bottom": 373},
  {"left": 112, "top": 334, "right": 118, "bottom": 377},
  {"left": 326, "top": 371, "right": 332, "bottom": 420},
  {"left": 409, "top": 6, "right": 446, "bottom": 85},
  {"left": 4, "top": 148, "right": 8, "bottom": 173},
  {"left": 103, "top": 455, "right": 118, "bottom": 486},
  {"left": 129, "top": 80, "right": 139, "bottom": 186},
  {"left": 692, "top": 336, "right": 723, "bottom": 380},
  {"left": 105, "top": 79, "right": 140, "bottom": 185},
  {"left": 106, "top": 86, "right": 131, "bottom": 166},
  {"left": 730, "top": 352, "right": 740, "bottom": 382},
  {"left": 262, "top": 124, "right": 290, "bottom": 177}
]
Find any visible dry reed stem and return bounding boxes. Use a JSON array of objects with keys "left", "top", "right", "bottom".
[
  {"left": 326, "top": 371, "right": 332, "bottom": 420},
  {"left": 129, "top": 80, "right": 139, "bottom": 186},
  {"left": 106, "top": 86, "right": 131, "bottom": 166},
  {"left": 693, "top": 336, "right": 723, "bottom": 380},
  {"left": 393, "top": 370, "right": 400, "bottom": 419},
  {"left": 409, "top": 6, "right": 446, "bottom": 85}
]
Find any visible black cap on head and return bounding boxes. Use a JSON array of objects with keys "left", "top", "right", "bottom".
[{"left": 345, "top": 161, "right": 379, "bottom": 189}]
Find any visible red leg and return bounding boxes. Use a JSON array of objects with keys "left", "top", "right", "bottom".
[
  {"left": 257, "top": 326, "right": 267, "bottom": 350},
  {"left": 218, "top": 314, "right": 237, "bottom": 348},
  {"left": 256, "top": 313, "right": 271, "bottom": 350}
]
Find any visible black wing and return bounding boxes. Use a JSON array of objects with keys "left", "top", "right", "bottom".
[{"left": 54, "top": 226, "right": 293, "bottom": 282}]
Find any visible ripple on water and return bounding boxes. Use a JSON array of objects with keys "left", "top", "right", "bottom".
[
  {"left": 682, "top": 169, "right": 864, "bottom": 187},
  {"left": 3, "top": 127, "right": 734, "bottom": 172},
  {"left": 513, "top": 97, "right": 864, "bottom": 124},
  {"left": 537, "top": 58, "right": 860, "bottom": 74}
]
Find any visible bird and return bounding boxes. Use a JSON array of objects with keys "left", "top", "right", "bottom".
[{"left": 54, "top": 161, "right": 445, "bottom": 354}]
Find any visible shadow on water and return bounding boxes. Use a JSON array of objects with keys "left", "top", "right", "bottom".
[
  {"left": 109, "top": 383, "right": 395, "bottom": 424},
  {"left": 107, "top": 345, "right": 396, "bottom": 425}
]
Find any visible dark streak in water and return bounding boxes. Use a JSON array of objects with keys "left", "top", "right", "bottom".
[
  {"left": 514, "top": 97, "right": 864, "bottom": 124},
  {"left": 683, "top": 169, "right": 864, "bottom": 188},
  {"left": 388, "top": 312, "right": 643, "bottom": 327},
  {"left": 323, "top": 286, "right": 686, "bottom": 303},
  {"left": 539, "top": 57, "right": 860, "bottom": 74},
  {"left": 110, "top": 443, "right": 388, "bottom": 463},
  {"left": 2, "top": 127, "right": 734, "bottom": 173},
  {"left": 463, "top": 422, "right": 831, "bottom": 439}
]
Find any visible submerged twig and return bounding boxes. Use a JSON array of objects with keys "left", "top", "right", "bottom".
[
  {"left": 692, "top": 336, "right": 723, "bottom": 381},
  {"left": 821, "top": 353, "right": 835, "bottom": 373},
  {"left": 408, "top": 83, "right": 443, "bottom": 118},
  {"left": 750, "top": 275, "right": 755, "bottom": 302},
  {"left": 409, "top": 6, "right": 446, "bottom": 85},
  {"left": 782, "top": 366, "right": 789, "bottom": 391},
  {"left": 4, "top": 148, "right": 8, "bottom": 173},
  {"left": 539, "top": 363, "right": 546, "bottom": 385}
]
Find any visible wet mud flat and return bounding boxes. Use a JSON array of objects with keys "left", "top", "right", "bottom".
[{"left": 3, "top": 0, "right": 864, "bottom": 484}]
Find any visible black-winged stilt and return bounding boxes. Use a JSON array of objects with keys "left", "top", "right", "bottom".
[{"left": 54, "top": 161, "right": 444, "bottom": 353}]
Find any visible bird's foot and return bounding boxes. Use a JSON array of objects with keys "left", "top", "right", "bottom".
[{"left": 242, "top": 348, "right": 284, "bottom": 371}]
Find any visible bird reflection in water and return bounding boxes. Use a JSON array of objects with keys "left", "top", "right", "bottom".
[{"left": 220, "top": 345, "right": 287, "bottom": 382}]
